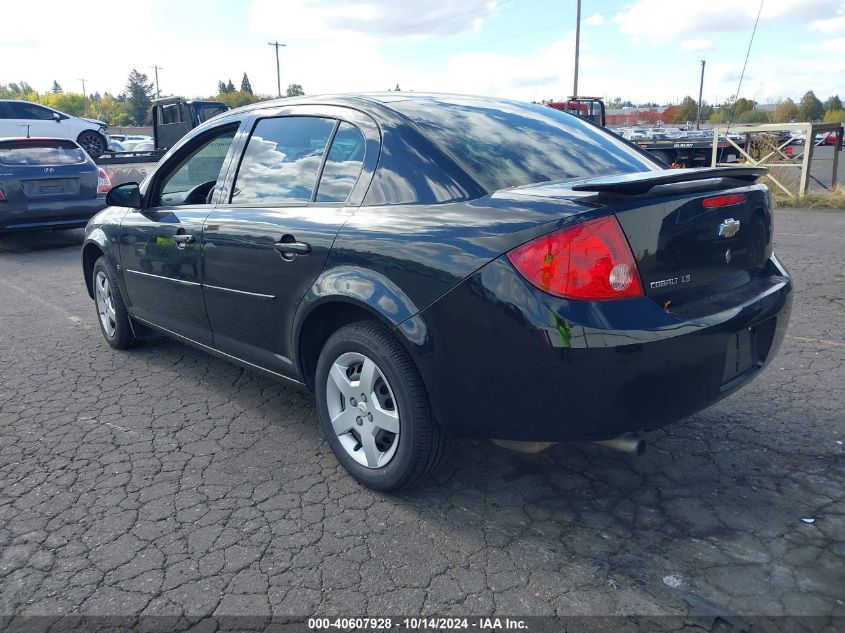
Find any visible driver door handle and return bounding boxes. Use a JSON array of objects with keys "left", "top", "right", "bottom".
[
  {"left": 273, "top": 239, "right": 311, "bottom": 256},
  {"left": 172, "top": 234, "right": 195, "bottom": 244}
]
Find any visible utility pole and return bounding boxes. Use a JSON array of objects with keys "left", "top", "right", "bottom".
[
  {"left": 150, "top": 65, "right": 163, "bottom": 98},
  {"left": 696, "top": 59, "right": 706, "bottom": 130},
  {"left": 268, "top": 40, "right": 286, "bottom": 98},
  {"left": 78, "top": 79, "right": 87, "bottom": 115},
  {"left": 573, "top": 0, "right": 581, "bottom": 98}
]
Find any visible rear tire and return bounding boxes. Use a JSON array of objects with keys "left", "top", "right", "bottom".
[
  {"left": 92, "top": 256, "right": 135, "bottom": 349},
  {"left": 78, "top": 131, "right": 106, "bottom": 159},
  {"left": 315, "top": 320, "right": 447, "bottom": 491}
]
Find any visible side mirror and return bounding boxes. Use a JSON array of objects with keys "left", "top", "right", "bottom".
[
  {"left": 53, "top": 112, "right": 61, "bottom": 122},
  {"left": 106, "top": 182, "right": 142, "bottom": 208}
]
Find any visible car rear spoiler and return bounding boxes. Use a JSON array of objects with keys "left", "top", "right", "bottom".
[{"left": 570, "top": 167, "right": 767, "bottom": 196}]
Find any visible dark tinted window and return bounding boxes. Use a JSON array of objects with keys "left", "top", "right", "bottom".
[
  {"left": 0, "top": 140, "right": 86, "bottom": 165},
  {"left": 8, "top": 102, "right": 56, "bottom": 120},
  {"left": 388, "top": 97, "right": 656, "bottom": 192},
  {"left": 232, "top": 116, "right": 335, "bottom": 205},
  {"left": 315, "top": 122, "right": 365, "bottom": 202}
]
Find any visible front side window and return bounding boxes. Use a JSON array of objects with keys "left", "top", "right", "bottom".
[
  {"left": 315, "top": 122, "right": 366, "bottom": 203},
  {"left": 231, "top": 116, "right": 335, "bottom": 205},
  {"left": 10, "top": 102, "right": 55, "bottom": 120},
  {"left": 156, "top": 127, "right": 236, "bottom": 204}
]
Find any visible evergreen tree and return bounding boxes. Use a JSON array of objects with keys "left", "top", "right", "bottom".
[
  {"left": 217, "top": 80, "right": 227, "bottom": 95},
  {"left": 824, "top": 95, "right": 842, "bottom": 113},
  {"left": 240, "top": 73, "right": 253, "bottom": 95},
  {"left": 226, "top": 79, "right": 236, "bottom": 93},
  {"left": 798, "top": 90, "right": 824, "bottom": 121},
  {"left": 124, "top": 69, "right": 154, "bottom": 126},
  {"left": 51, "top": 80, "right": 63, "bottom": 93}
]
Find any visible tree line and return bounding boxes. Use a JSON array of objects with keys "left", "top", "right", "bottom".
[
  {"left": 609, "top": 91, "right": 845, "bottom": 125},
  {"left": 0, "top": 70, "right": 306, "bottom": 126}
]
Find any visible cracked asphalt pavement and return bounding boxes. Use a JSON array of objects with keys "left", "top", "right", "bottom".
[{"left": 0, "top": 209, "right": 843, "bottom": 622}]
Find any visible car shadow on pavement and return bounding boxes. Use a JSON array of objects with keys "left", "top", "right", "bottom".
[
  {"left": 0, "top": 229, "right": 85, "bottom": 254},
  {"left": 129, "top": 335, "right": 842, "bottom": 618}
]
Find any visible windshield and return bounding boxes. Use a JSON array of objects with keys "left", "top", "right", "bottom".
[
  {"left": 0, "top": 140, "right": 87, "bottom": 166},
  {"left": 388, "top": 96, "right": 658, "bottom": 193}
]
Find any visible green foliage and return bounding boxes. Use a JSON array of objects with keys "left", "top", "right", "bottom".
[
  {"left": 240, "top": 73, "right": 253, "bottom": 95},
  {"left": 824, "top": 95, "right": 842, "bottom": 113},
  {"left": 226, "top": 79, "right": 236, "bottom": 93},
  {"left": 772, "top": 98, "right": 799, "bottom": 123},
  {"left": 736, "top": 109, "right": 770, "bottom": 124},
  {"left": 674, "top": 96, "right": 700, "bottom": 124},
  {"left": 798, "top": 90, "right": 824, "bottom": 121},
  {"left": 40, "top": 92, "right": 87, "bottom": 117},
  {"left": 124, "top": 69, "right": 154, "bottom": 125},
  {"left": 206, "top": 90, "right": 268, "bottom": 109},
  {"left": 90, "top": 93, "right": 133, "bottom": 126},
  {"left": 824, "top": 109, "right": 845, "bottom": 123},
  {"left": 285, "top": 83, "right": 304, "bottom": 97}
]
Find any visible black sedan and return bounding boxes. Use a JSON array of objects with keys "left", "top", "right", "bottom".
[
  {"left": 0, "top": 137, "right": 110, "bottom": 234},
  {"left": 80, "top": 94, "right": 792, "bottom": 490}
]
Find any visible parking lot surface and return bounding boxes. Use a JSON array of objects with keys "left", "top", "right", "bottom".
[{"left": 0, "top": 210, "right": 843, "bottom": 623}]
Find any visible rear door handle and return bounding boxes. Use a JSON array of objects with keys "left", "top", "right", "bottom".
[
  {"left": 172, "top": 234, "right": 195, "bottom": 244},
  {"left": 273, "top": 240, "right": 311, "bottom": 257}
]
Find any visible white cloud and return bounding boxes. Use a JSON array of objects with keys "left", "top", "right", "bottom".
[
  {"left": 817, "top": 37, "right": 845, "bottom": 52},
  {"left": 584, "top": 13, "right": 605, "bottom": 26},
  {"left": 808, "top": 15, "right": 845, "bottom": 32},
  {"left": 248, "top": 0, "right": 500, "bottom": 40},
  {"left": 681, "top": 39, "right": 714, "bottom": 51},
  {"left": 614, "top": 0, "right": 843, "bottom": 41}
]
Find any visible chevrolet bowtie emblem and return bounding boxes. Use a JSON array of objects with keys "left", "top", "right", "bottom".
[{"left": 718, "top": 218, "right": 741, "bottom": 238}]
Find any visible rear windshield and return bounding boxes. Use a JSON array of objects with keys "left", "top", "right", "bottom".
[
  {"left": 388, "top": 97, "right": 657, "bottom": 192},
  {"left": 0, "top": 140, "right": 87, "bottom": 166}
]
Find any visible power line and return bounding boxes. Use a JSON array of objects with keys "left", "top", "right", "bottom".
[{"left": 727, "top": 0, "right": 764, "bottom": 130}]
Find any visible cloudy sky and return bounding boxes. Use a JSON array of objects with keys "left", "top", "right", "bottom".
[{"left": 2, "top": 0, "right": 843, "bottom": 105}]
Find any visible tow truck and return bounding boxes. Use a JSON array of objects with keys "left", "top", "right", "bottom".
[
  {"left": 96, "top": 97, "right": 229, "bottom": 186},
  {"left": 546, "top": 97, "right": 740, "bottom": 167}
]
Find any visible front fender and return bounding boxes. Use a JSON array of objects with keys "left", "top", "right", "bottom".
[{"left": 81, "top": 207, "right": 127, "bottom": 299}]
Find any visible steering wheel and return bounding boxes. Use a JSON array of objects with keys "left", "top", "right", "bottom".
[{"left": 184, "top": 180, "right": 216, "bottom": 205}]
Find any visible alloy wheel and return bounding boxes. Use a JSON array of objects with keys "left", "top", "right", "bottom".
[
  {"left": 95, "top": 270, "right": 116, "bottom": 337},
  {"left": 325, "top": 351, "right": 400, "bottom": 468}
]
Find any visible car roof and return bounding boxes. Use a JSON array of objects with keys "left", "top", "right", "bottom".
[
  {"left": 220, "top": 92, "right": 533, "bottom": 120},
  {"left": 0, "top": 136, "right": 80, "bottom": 144}
]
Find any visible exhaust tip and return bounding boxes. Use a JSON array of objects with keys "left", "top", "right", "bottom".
[{"left": 596, "top": 433, "right": 646, "bottom": 456}]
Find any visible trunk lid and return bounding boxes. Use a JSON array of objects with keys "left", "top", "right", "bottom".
[{"left": 509, "top": 167, "right": 773, "bottom": 306}]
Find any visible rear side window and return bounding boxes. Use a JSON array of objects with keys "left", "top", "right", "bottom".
[
  {"left": 389, "top": 97, "right": 656, "bottom": 192},
  {"left": 0, "top": 140, "right": 86, "bottom": 166},
  {"left": 231, "top": 116, "right": 335, "bottom": 205},
  {"left": 315, "top": 122, "right": 365, "bottom": 202}
]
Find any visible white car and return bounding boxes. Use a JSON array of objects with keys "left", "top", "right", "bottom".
[{"left": 0, "top": 99, "right": 112, "bottom": 158}]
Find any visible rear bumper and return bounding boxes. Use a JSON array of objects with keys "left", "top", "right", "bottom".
[
  {"left": 404, "top": 254, "right": 792, "bottom": 442},
  {"left": 0, "top": 196, "right": 107, "bottom": 232}
]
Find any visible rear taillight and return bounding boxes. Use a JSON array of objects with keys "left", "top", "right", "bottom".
[
  {"left": 703, "top": 193, "right": 746, "bottom": 208},
  {"left": 97, "top": 167, "right": 112, "bottom": 194},
  {"left": 506, "top": 216, "right": 643, "bottom": 300}
]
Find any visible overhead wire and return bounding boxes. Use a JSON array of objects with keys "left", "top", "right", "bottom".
[{"left": 726, "top": 0, "right": 765, "bottom": 132}]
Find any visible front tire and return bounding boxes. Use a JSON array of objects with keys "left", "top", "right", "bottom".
[
  {"left": 92, "top": 256, "right": 135, "bottom": 349},
  {"left": 78, "top": 131, "right": 106, "bottom": 158},
  {"left": 315, "top": 321, "right": 446, "bottom": 491}
]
